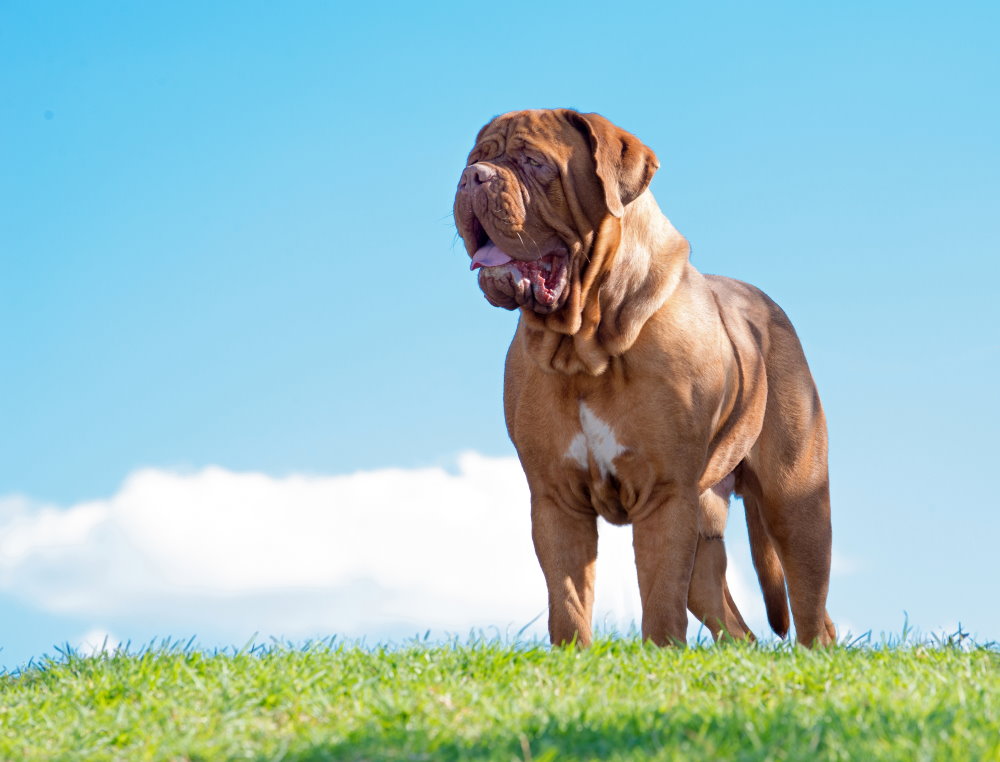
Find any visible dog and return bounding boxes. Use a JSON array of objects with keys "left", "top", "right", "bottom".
[{"left": 453, "top": 109, "right": 835, "bottom": 647}]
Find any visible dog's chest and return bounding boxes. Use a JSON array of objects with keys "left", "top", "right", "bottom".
[
  {"left": 564, "top": 402, "right": 627, "bottom": 480},
  {"left": 509, "top": 357, "right": 709, "bottom": 524},
  {"left": 558, "top": 399, "right": 647, "bottom": 525}
]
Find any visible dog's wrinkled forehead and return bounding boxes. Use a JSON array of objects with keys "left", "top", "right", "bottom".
[{"left": 468, "top": 110, "right": 584, "bottom": 165}]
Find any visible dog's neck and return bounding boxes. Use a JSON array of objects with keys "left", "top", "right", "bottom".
[
  {"left": 598, "top": 191, "right": 689, "bottom": 353},
  {"left": 519, "top": 190, "right": 690, "bottom": 376}
]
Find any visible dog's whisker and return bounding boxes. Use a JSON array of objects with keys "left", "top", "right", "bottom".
[{"left": 524, "top": 231, "right": 543, "bottom": 257}]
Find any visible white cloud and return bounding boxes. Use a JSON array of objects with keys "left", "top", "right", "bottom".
[
  {"left": 831, "top": 550, "right": 861, "bottom": 576},
  {"left": 0, "top": 454, "right": 768, "bottom": 644},
  {"left": 76, "top": 628, "right": 122, "bottom": 656}
]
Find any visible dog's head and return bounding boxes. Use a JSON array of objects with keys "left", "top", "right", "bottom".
[{"left": 453, "top": 109, "right": 659, "bottom": 316}]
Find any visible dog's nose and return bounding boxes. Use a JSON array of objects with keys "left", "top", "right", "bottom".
[{"left": 459, "top": 163, "right": 497, "bottom": 188}]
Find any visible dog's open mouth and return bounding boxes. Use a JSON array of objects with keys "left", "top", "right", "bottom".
[{"left": 470, "top": 239, "right": 570, "bottom": 313}]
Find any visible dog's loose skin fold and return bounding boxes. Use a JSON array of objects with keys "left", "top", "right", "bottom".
[{"left": 454, "top": 109, "right": 835, "bottom": 647}]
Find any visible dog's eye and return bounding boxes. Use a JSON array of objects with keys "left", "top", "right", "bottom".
[{"left": 526, "top": 156, "right": 543, "bottom": 167}]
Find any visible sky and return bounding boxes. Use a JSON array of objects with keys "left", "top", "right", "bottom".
[{"left": 1, "top": 0, "right": 997, "bottom": 669}]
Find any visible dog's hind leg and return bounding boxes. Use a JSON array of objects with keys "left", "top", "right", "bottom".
[
  {"left": 724, "top": 581, "right": 753, "bottom": 637},
  {"left": 742, "top": 491, "right": 790, "bottom": 638},
  {"left": 687, "top": 476, "right": 754, "bottom": 641},
  {"left": 743, "top": 383, "right": 834, "bottom": 645},
  {"left": 688, "top": 536, "right": 754, "bottom": 641},
  {"left": 743, "top": 464, "right": 834, "bottom": 647}
]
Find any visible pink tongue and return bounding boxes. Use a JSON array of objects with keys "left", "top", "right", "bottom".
[{"left": 470, "top": 242, "right": 513, "bottom": 270}]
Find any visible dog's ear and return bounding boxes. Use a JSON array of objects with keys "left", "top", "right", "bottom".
[{"left": 566, "top": 111, "right": 659, "bottom": 218}]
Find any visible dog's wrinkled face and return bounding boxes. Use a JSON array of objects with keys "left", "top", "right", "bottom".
[
  {"left": 453, "top": 111, "right": 585, "bottom": 314},
  {"left": 454, "top": 110, "right": 659, "bottom": 317}
]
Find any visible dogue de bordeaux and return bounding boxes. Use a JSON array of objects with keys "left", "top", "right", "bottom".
[{"left": 453, "top": 109, "right": 835, "bottom": 647}]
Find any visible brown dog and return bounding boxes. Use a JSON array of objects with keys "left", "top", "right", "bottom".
[{"left": 453, "top": 109, "right": 835, "bottom": 647}]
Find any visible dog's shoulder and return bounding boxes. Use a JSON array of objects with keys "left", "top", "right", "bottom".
[{"left": 702, "top": 274, "right": 795, "bottom": 333}]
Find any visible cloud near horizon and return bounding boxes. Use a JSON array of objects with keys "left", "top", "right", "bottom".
[{"left": 0, "top": 454, "right": 767, "bottom": 644}]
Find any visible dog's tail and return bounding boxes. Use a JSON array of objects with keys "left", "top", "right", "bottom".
[{"left": 744, "top": 496, "right": 790, "bottom": 638}]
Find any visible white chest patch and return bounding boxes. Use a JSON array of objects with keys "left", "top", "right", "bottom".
[{"left": 564, "top": 402, "right": 627, "bottom": 478}]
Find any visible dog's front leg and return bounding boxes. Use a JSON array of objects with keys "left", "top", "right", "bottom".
[
  {"left": 632, "top": 489, "right": 700, "bottom": 646},
  {"left": 530, "top": 496, "right": 598, "bottom": 647}
]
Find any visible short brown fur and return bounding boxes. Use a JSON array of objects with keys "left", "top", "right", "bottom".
[{"left": 454, "top": 109, "right": 834, "bottom": 647}]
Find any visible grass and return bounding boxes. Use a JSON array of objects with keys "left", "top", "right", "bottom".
[{"left": 0, "top": 635, "right": 998, "bottom": 761}]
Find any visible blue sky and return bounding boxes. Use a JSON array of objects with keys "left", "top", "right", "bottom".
[{"left": 1, "top": 0, "right": 998, "bottom": 669}]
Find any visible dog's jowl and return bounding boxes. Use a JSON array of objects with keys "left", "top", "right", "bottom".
[{"left": 454, "top": 109, "right": 835, "bottom": 647}]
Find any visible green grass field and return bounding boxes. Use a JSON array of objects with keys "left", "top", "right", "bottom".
[{"left": 1, "top": 637, "right": 997, "bottom": 761}]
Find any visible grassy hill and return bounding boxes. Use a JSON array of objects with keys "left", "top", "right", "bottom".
[{"left": 1, "top": 637, "right": 997, "bottom": 761}]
